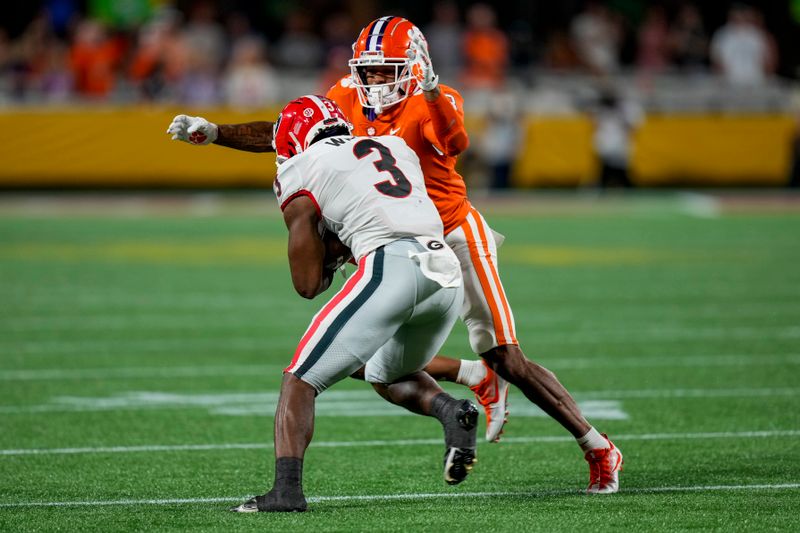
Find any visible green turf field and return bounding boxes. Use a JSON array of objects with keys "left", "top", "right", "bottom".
[{"left": 1, "top": 194, "right": 799, "bottom": 531}]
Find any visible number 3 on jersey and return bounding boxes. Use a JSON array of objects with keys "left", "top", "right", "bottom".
[{"left": 353, "top": 139, "right": 412, "bottom": 198}]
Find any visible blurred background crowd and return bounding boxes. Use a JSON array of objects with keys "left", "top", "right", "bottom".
[
  {"left": 2, "top": 0, "right": 799, "bottom": 189},
  {"left": 2, "top": 0, "right": 798, "bottom": 108}
]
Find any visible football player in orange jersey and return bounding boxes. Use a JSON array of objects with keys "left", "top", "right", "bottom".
[{"left": 167, "top": 16, "right": 622, "bottom": 494}]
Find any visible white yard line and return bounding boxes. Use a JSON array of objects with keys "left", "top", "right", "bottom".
[
  {"left": 0, "top": 387, "right": 797, "bottom": 416},
  {"left": 2, "top": 300, "right": 798, "bottom": 331},
  {"left": 1, "top": 337, "right": 275, "bottom": 356},
  {"left": 4, "top": 325, "right": 800, "bottom": 356},
  {"left": 5, "top": 282, "right": 800, "bottom": 304},
  {"left": 1, "top": 483, "right": 798, "bottom": 508},
  {"left": 1, "top": 354, "right": 798, "bottom": 381},
  {"left": 1, "top": 429, "right": 797, "bottom": 456},
  {"left": 575, "top": 387, "right": 800, "bottom": 399},
  {"left": 0, "top": 365, "right": 285, "bottom": 381}
]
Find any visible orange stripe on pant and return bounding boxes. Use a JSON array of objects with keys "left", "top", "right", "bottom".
[
  {"left": 470, "top": 208, "right": 517, "bottom": 345},
  {"left": 460, "top": 210, "right": 517, "bottom": 347}
]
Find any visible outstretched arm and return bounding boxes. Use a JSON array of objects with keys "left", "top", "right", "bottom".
[
  {"left": 215, "top": 122, "right": 275, "bottom": 152},
  {"left": 167, "top": 114, "right": 275, "bottom": 152}
]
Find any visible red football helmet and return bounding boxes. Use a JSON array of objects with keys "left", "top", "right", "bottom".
[
  {"left": 272, "top": 95, "right": 352, "bottom": 165},
  {"left": 349, "top": 16, "right": 421, "bottom": 114}
]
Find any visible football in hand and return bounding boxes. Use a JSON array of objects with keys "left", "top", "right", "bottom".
[{"left": 322, "top": 230, "right": 353, "bottom": 271}]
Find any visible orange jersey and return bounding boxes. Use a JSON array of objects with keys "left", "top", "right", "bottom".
[{"left": 326, "top": 77, "right": 471, "bottom": 234}]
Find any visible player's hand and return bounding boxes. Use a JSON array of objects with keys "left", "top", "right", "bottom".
[
  {"left": 166, "top": 114, "right": 218, "bottom": 145},
  {"left": 406, "top": 27, "right": 439, "bottom": 92}
]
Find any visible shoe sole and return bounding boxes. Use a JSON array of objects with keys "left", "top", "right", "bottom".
[
  {"left": 230, "top": 494, "right": 307, "bottom": 512},
  {"left": 444, "top": 401, "right": 479, "bottom": 485},
  {"left": 229, "top": 503, "right": 258, "bottom": 513},
  {"left": 444, "top": 447, "right": 477, "bottom": 485}
]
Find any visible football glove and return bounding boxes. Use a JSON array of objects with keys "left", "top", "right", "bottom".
[
  {"left": 406, "top": 27, "right": 439, "bottom": 92},
  {"left": 166, "top": 114, "right": 218, "bottom": 145}
]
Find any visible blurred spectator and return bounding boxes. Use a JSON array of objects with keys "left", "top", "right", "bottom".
[
  {"left": 542, "top": 29, "right": 581, "bottom": 71},
  {"left": 223, "top": 11, "right": 274, "bottom": 81},
  {"left": 570, "top": 1, "right": 621, "bottom": 76},
  {"left": 508, "top": 19, "right": 535, "bottom": 70},
  {"left": 69, "top": 19, "right": 122, "bottom": 98},
  {"left": 225, "top": 11, "right": 258, "bottom": 53},
  {"left": 317, "top": 46, "right": 351, "bottom": 93},
  {"left": 222, "top": 36, "right": 278, "bottom": 109},
  {"left": 750, "top": 8, "right": 779, "bottom": 77},
  {"left": 710, "top": 4, "right": 777, "bottom": 86},
  {"left": 164, "top": 2, "right": 226, "bottom": 106},
  {"left": 636, "top": 5, "right": 669, "bottom": 74},
  {"left": 7, "top": 12, "right": 54, "bottom": 100},
  {"left": 128, "top": 9, "right": 182, "bottom": 101},
  {"left": 668, "top": 3, "right": 708, "bottom": 73},
  {"left": 181, "top": 1, "right": 225, "bottom": 72},
  {"left": 173, "top": 37, "right": 221, "bottom": 106},
  {"left": 0, "top": 28, "right": 9, "bottom": 74},
  {"left": 477, "top": 91, "right": 522, "bottom": 189},
  {"left": 274, "top": 10, "right": 324, "bottom": 70},
  {"left": 424, "top": 1, "right": 463, "bottom": 81},
  {"left": 462, "top": 3, "right": 508, "bottom": 89},
  {"left": 322, "top": 11, "right": 355, "bottom": 61},
  {"left": 592, "top": 88, "right": 643, "bottom": 188},
  {"left": 1, "top": 1, "right": 797, "bottom": 110},
  {"left": 37, "top": 40, "right": 72, "bottom": 102}
]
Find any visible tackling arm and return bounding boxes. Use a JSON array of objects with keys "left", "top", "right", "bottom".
[
  {"left": 167, "top": 114, "right": 275, "bottom": 152},
  {"left": 282, "top": 196, "right": 330, "bottom": 299},
  {"left": 215, "top": 122, "right": 275, "bottom": 152}
]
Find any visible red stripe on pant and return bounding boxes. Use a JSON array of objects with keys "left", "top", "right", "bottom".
[{"left": 285, "top": 255, "right": 369, "bottom": 373}]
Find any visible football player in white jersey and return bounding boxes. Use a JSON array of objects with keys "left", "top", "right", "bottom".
[{"left": 230, "top": 95, "right": 478, "bottom": 513}]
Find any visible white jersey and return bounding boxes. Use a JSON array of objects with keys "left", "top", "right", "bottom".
[{"left": 274, "top": 135, "right": 445, "bottom": 260}]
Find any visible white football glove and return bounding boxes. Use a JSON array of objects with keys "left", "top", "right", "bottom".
[
  {"left": 406, "top": 27, "right": 439, "bottom": 92},
  {"left": 166, "top": 114, "right": 218, "bottom": 145}
]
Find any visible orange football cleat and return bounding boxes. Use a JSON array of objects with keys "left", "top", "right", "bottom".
[
  {"left": 585, "top": 435, "right": 623, "bottom": 494},
  {"left": 469, "top": 360, "right": 509, "bottom": 442}
]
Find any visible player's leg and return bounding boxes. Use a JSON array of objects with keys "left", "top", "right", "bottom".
[
  {"left": 483, "top": 345, "right": 589, "bottom": 436},
  {"left": 371, "top": 372, "right": 478, "bottom": 485},
  {"left": 422, "top": 355, "right": 491, "bottom": 390},
  {"left": 370, "top": 370, "right": 443, "bottom": 415},
  {"left": 440, "top": 212, "right": 514, "bottom": 442},
  {"left": 231, "top": 372, "right": 315, "bottom": 513},
  {"left": 419, "top": 355, "right": 461, "bottom": 382},
  {"left": 448, "top": 207, "right": 623, "bottom": 492},
  {"left": 232, "top": 249, "right": 400, "bottom": 512},
  {"left": 366, "top": 268, "right": 477, "bottom": 485}
]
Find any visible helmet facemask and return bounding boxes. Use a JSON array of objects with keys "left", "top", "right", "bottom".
[{"left": 349, "top": 52, "right": 414, "bottom": 115}]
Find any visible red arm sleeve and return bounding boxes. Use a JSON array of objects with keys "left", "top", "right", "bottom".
[{"left": 422, "top": 89, "right": 469, "bottom": 157}]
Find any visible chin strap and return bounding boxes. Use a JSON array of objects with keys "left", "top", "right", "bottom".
[{"left": 368, "top": 87, "right": 385, "bottom": 115}]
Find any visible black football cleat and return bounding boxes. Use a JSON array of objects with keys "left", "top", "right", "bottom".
[
  {"left": 229, "top": 488, "right": 307, "bottom": 513},
  {"left": 443, "top": 399, "right": 479, "bottom": 485}
]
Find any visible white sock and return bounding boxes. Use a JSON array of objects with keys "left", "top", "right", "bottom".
[
  {"left": 576, "top": 427, "right": 609, "bottom": 453},
  {"left": 455, "top": 359, "right": 487, "bottom": 387}
]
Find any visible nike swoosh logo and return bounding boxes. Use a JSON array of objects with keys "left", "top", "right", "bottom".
[{"left": 389, "top": 127, "right": 400, "bottom": 135}]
